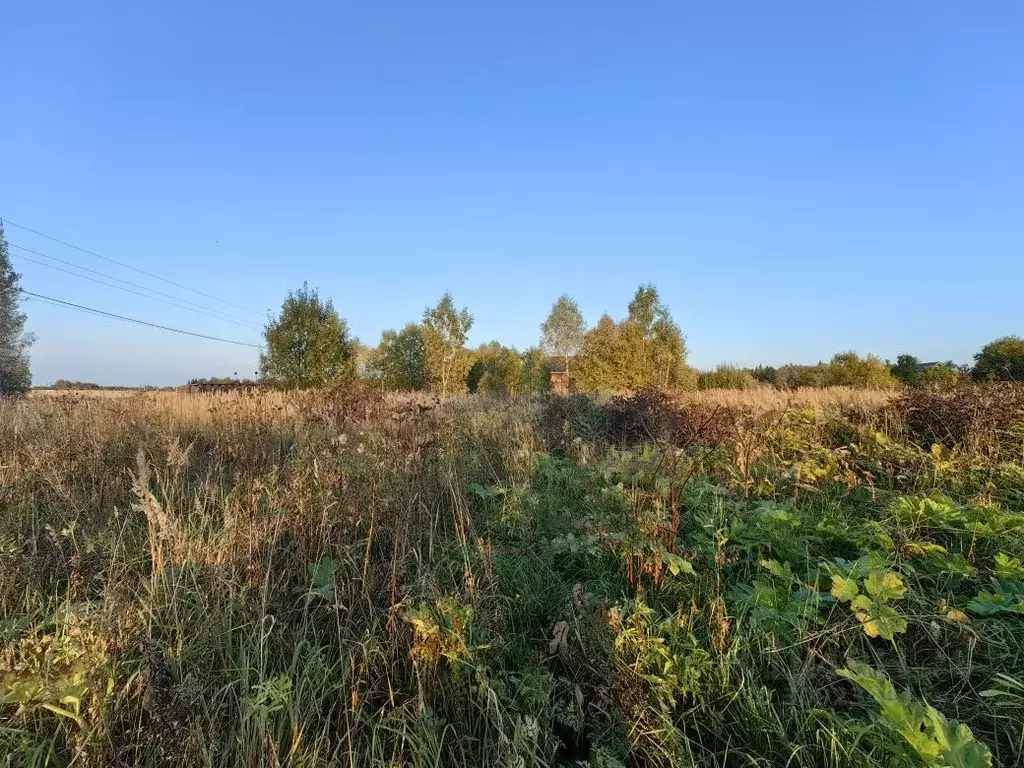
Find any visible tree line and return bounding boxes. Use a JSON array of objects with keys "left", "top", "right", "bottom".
[
  {"left": 258, "top": 283, "right": 693, "bottom": 395},
  {"left": 2, "top": 216, "right": 1021, "bottom": 396},
  {"left": 257, "top": 282, "right": 1024, "bottom": 394}
]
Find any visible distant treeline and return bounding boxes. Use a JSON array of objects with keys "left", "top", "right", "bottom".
[
  {"left": 39, "top": 380, "right": 174, "bottom": 391},
  {"left": 254, "top": 282, "right": 1022, "bottom": 395}
]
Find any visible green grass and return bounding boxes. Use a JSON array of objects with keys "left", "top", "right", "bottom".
[{"left": 1, "top": 387, "right": 1022, "bottom": 767}]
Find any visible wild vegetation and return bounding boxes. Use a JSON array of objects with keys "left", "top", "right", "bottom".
[
  {"left": 2, "top": 382, "right": 1023, "bottom": 767},
  {"left": 0, "top": 223, "right": 33, "bottom": 395}
]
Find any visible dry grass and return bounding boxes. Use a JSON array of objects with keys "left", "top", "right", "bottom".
[
  {"left": 676, "top": 384, "right": 895, "bottom": 411},
  {"left": 0, "top": 386, "right": 1020, "bottom": 768}
]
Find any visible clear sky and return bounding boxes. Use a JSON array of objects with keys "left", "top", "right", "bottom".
[{"left": 3, "top": 1, "right": 1022, "bottom": 386}]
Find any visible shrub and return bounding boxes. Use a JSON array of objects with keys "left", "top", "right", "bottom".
[
  {"left": 823, "top": 352, "right": 899, "bottom": 389},
  {"left": 915, "top": 364, "right": 962, "bottom": 392},
  {"left": 972, "top": 336, "right": 1024, "bottom": 382},
  {"left": 604, "top": 388, "right": 733, "bottom": 448},
  {"left": 896, "top": 382, "right": 1024, "bottom": 449},
  {"left": 698, "top": 365, "right": 758, "bottom": 391}
]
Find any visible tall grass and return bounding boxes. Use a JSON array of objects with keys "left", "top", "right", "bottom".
[{"left": 1, "top": 386, "right": 1021, "bottom": 767}]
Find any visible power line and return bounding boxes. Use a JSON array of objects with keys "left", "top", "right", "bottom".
[
  {"left": 21, "top": 290, "right": 264, "bottom": 349},
  {"left": 10, "top": 249, "right": 264, "bottom": 331},
  {"left": 9, "top": 242, "right": 262, "bottom": 328},
  {"left": 1, "top": 218, "right": 264, "bottom": 317}
]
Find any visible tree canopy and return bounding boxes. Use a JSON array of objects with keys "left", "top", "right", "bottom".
[
  {"left": 259, "top": 284, "right": 355, "bottom": 389},
  {"left": 575, "top": 285, "right": 695, "bottom": 392},
  {"left": 375, "top": 323, "right": 430, "bottom": 391},
  {"left": 0, "top": 224, "right": 32, "bottom": 395},
  {"left": 422, "top": 293, "right": 474, "bottom": 395},
  {"left": 972, "top": 336, "right": 1024, "bottom": 382},
  {"left": 540, "top": 294, "right": 585, "bottom": 375},
  {"left": 890, "top": 354, "right": 920, "bottom": 385}
]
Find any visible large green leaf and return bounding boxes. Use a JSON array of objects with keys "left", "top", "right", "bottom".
[
  {"left": 838, "top": 661, "right": 992, "bottom": 768},
  {"left": 851, "top": 597, "right": 907, "bottom": 641},
  {"left": 830, "top": 575, "right": 859, "bottom": 603},
  {"left": 864, "top": 570, "right": 906, "bottom": 602}
]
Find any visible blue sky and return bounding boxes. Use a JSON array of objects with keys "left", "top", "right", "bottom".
[{"left": 3, "top": 1, "right": 1022, "bottom": 386}]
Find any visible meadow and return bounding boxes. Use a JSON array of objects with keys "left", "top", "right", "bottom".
[{"left": 1, "top": 385, "right": 1023, "bottom": 767}]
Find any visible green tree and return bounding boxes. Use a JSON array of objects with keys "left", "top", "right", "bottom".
[
  {"left": 422, "top": 293, "right": 473, "bottom": 395},
  {"left": 576, "top": 285, "right": 695, "bottom": 393},
  {"left": 890, "top": 354, "right": 920, "bottom": 385},
  {"left": 468, "top": 341, "right": 524, "bottom": 396},
  {"left": 916, "top": 363, "right": 961, "bottom": 391},
  {"left": 651, "top": 314, "right": 695, "bottom": 389},
  {"left": 972, "top": 336, "right": 1024, "bottom": 382},
  {"left": 0, "top": 224, "right": 32, "bottom": 395},
  {"left": 823, "top": 352, "right": 899, "bottom": 389},
  {"left": 521, "top": 347, "right": 551, "bottom": 394},
  {"left": 259, "top": 284, "right": 355, "bottom": 388},
  {"left": 628, "top": 283, "right": 694, "bottom": 388},
  {"left": 627, "top": 283, "right": 663, "bottom": 334},
  {"left": 540, "top": 294, "right": 585, "bottom": 376},
  {"left": 751, "top": 365, "right": 778, "bottom": 385},
  {"left": 576, "top": 314, "right": 634, "bottom": 392},
  {"left": 375, "top": 323, "right": 429, "bottom": 391}
]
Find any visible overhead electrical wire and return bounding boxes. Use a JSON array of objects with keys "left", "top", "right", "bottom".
[
  {"left": 21, "top": 290, "right": 264, "bottom": 349},
  {"left": 10, "top": 250, "right": 264, "bottom": 331},
  {"left": 9, "top": 242, "right": 262, "bottom": 328},
  {"left": 1, "top": 218, "right": 264, "bottom": 316}
]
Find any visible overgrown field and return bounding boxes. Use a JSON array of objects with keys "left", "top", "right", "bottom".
[{"left": 2, "top": 385, "right": 1023, "bottom": 767}]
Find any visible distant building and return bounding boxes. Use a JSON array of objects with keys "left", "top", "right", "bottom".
[{"left": 547, "top": 357, "right": 578, "bottom": 394}]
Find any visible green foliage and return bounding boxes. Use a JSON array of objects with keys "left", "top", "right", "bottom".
[
  {"left": 698, "top": 364, "right": 758, "bottom": 391},
  {"left": 772, "top": 354, "right": 907, "bottom": 390},
  {"left": 259, "top": 283, "right": 355, "bottom": 388},
  {"left": 540, "top": 294, "right": 585, "bottom": 375},
  {"left": 0, "top": 606, "right": 111, "bottom": 731},
  {"left": 838, "top": 661, "right": 992, "bottom": 767},
  {"left": 6, "top": 377, "right": 1024, "bottom": 765},
  {"left": 0, "top": 224, "right": 32, "bottom": 395},
  {"left": 824, "top": 351, "right": 900, "bottom": 389},
  {"left": 375, "top": 322, "right": 430, "bottom": 391},
  {"left": 967, "top": 581, "right": 1024, "bottom": 616},
  {"left": 994, "top": 552, "right": 1024, "bottom": 580},
  {"left": 892, "top": 354, "right": 921, "bottom": 385},
  {"left": 576, "top": 284, "right": 695, "bottom": 393},
  {"left": 468, "top": 341, "right": 526, "bottom": 396},
  {"left": 776, "top": 362, "right": 829, "bottom": 388},
  {"left": 917, "top": 364, "right": 962, "bottom": 391},
  {"left": 520, "top": 346, "right": 551, "bottom": 394},
  {"left": 422, "top": 292, "right": 474, "bottom": 395},
  {"left": 830, "top": 567, "right": 909, "bottom": 642},
  {"left": 52, "top": 379, "right": 102, "bottom": 390},
  {"left": 305, "top": 555, "right": 337, "bottom": 602},
  {"left": 972, "top": 336, "right": 1024, "bottom": 382}
]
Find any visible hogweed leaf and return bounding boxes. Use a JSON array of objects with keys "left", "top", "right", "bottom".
[
  {"left": 864, "top": 570, "right": 906, "bottom": 602},
  {"left": 831, "top": 575, "right": 859, "bottom": 603},
  {"left": 662, "top": 551, "right": 695, "bottom": 577},
  {"left": 858, "top": 604, "right": 908, "bottom": 641},
  {"left": 994, "top": 553, "right": 1024, "bottom": 581},
  {"left": 760, "top": 559, "right": 793, "bottom": 581},
  {"left": 838, "top": 661, "right": 992, "bottom": 768},
  {"left": 306, "top": 555, "right": 337, "bottom": 601}
]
